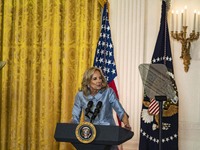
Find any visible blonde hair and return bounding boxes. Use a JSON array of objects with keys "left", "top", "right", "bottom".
[{"left": 81, "top": 67, "right": 108, "bottom": 96}]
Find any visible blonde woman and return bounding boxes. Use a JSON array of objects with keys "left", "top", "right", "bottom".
[{"left": 72, "top": 67, "right": 131, "bottom": 130}]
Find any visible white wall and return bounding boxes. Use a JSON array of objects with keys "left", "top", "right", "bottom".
[{"left": 109, "top": 0, "right": 200, "bottom": 149}]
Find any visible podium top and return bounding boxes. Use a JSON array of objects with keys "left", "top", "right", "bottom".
[{"left": 54, "top": 123, "right": 134, "bottom": 145}]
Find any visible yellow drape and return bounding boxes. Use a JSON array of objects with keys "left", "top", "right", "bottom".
[{"left": 0, "top": 0, "right": 102, "bottom": 150}]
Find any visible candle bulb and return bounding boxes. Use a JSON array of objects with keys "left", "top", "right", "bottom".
[
  {"left": 181, "top": 10, "right": 183, "bottom": 31},
  {"left": 193, "top": 10, "right": 197, "bottom": 31},
  {"left": 176, "top": 10, "right": 178, "bottom": 31},
  {"left": 198, "top": 12, "right": 200, "bottom": 32},
  {"left": 184, "top": 6, "right": 187, "bottom": 26},
  {"left": 171, "top": 10, "right": 174, "bottom": 31}
]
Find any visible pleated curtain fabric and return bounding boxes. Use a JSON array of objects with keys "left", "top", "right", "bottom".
[{"left": 0, "top": 0, "right": 102, "bottom": 150}]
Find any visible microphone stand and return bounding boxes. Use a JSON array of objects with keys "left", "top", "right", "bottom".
[
  {"left": 90, "top": 102, "right": 102, "bottom": 123},
  {"left": 90, "top": 109, "right": 98, "bottom": 123},
  {"left": 155, "top": 96, "right": 166, "bottom": 150},
  {"left": 90, "top": 117, "right": 93, "bottom": 123}
]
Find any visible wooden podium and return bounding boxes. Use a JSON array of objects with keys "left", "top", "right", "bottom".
[{"left": 54, "top": 123, "right": 134, "bottom": 150}]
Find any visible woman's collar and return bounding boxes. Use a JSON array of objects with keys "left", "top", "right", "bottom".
[{"left": 87, "top": 89, "right": 104, "bottom": 100}]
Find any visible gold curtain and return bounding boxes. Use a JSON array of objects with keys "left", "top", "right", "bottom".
[{"left": 0, "top": 0, "right": 103, "bottom": 149}]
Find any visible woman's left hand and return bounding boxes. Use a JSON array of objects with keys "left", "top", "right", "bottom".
[
  {"left": 122, "top": 113, "right": 131, "bottom": 130},
  {"left": 124, "top": 123, "right": 131, "bottom": 130}
]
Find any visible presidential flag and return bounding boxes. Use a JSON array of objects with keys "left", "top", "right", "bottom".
[
  {"left": 93, "top": 3, "right": 121, "bottom": 126},
  {"left": 139, "top": 1, "right": 179, "bottom": 150}
]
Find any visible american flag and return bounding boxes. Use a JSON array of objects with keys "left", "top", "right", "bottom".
[
  {"left": 139, "top": 1, "right": 179, "bottom": 150},
  {"left": 93, "top": 3, "right": 121, "bottom": 126}
]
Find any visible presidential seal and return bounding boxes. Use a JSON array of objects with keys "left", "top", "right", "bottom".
[{"left": 75, "top": 122, "right": 96, "bottom": 143}]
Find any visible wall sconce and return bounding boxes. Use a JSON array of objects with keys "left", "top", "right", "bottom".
[{"left": 171, "top": 6, "right": 200, "bottom": 72}]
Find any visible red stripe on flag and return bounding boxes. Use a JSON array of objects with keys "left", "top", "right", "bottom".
[
  {"left": 108, "top": 80, "right": 119, "bottom": 98},
  {"left": 108, "top": 80, "right": 121, "bottom": 126},
  {"left": 148, "top": 99, "right": 159, "bottom": 115}
]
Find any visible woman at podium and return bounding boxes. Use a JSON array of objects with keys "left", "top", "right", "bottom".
[{"left": 71, "top": 67, "right": 131, "bottom": 130}]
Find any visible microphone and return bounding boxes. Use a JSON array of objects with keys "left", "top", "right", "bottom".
[
  {"left": 90, "top": 101, "right": 102, "bottom": 122},
  {"left": 85, "top": 101, "right": 93, "bottom": 118}
]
